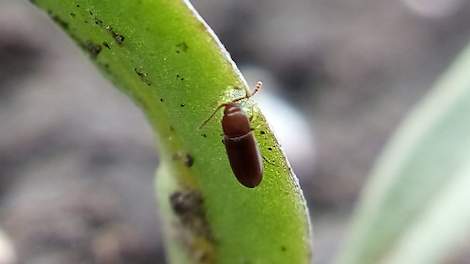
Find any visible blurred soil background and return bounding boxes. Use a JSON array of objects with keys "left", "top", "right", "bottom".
[{"left": 0, "top": 0, "right": 469, "bottom": 263}]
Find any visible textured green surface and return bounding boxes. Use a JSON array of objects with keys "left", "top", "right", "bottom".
[
  {"left": 32, "top": 1, "right": 312, "bottom": 263},
  {"left": 337, "top": 43, "right": 470, "bottom": 264}
]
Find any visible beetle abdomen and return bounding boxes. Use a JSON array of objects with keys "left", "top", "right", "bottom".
[{"left": 223, "top": 132, "right": 263, "bottom": 188}]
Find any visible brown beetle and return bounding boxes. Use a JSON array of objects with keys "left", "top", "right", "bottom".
[{"left": 200, "top": 81, "right": 263, "bottom": 188}]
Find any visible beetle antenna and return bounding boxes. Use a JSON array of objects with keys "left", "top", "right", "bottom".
[
  {"left": 232, "top": 81, "right": 263, "bottom": 103},
  {"left": 252, "top": 80, "right": 263, "bottom": 97},
  {"left": 199, "top": 103, "right": 226, "bottom": 129}
]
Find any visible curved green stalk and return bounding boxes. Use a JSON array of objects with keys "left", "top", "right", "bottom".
[
  {"left": 337, "top": 42, "right": 470, "bottom": 264},
  {"left": 31, "top": 1, "right": 312, "bottom": 263}
]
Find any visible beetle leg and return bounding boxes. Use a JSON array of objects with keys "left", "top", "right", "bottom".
[{"left": 248, "top": 105, "right": 257, "bottom": 122}]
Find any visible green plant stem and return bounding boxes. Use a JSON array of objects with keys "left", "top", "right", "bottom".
[{"left": 31, "top": 1, "right": 312, "bottom": 263}]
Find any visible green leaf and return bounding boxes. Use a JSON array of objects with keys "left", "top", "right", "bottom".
[
  {"left": 31, "top": 1, "right": 312, "bottom": 263},
  {"left": 337, "top": 43, "right": 470, "bottom": 264}
]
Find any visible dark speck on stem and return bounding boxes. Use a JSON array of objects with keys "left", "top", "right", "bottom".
[
  {"left": 134, "top": 67, "right": 152, "bottom": 86},
  {"left": 184, "top": 154, "right": 194, "bottom": 167},
  {"left": 50, "top": 14, "right": 69, "bottom": 30},
  {"left": 176, "top": 42, "right": 189, "bottom": 53},
  {"left": 105, "top": 25, "right": 125, "bottom": 45},
  {"left": 82, "top": 41, "right": 102, "bottom": 59}
]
